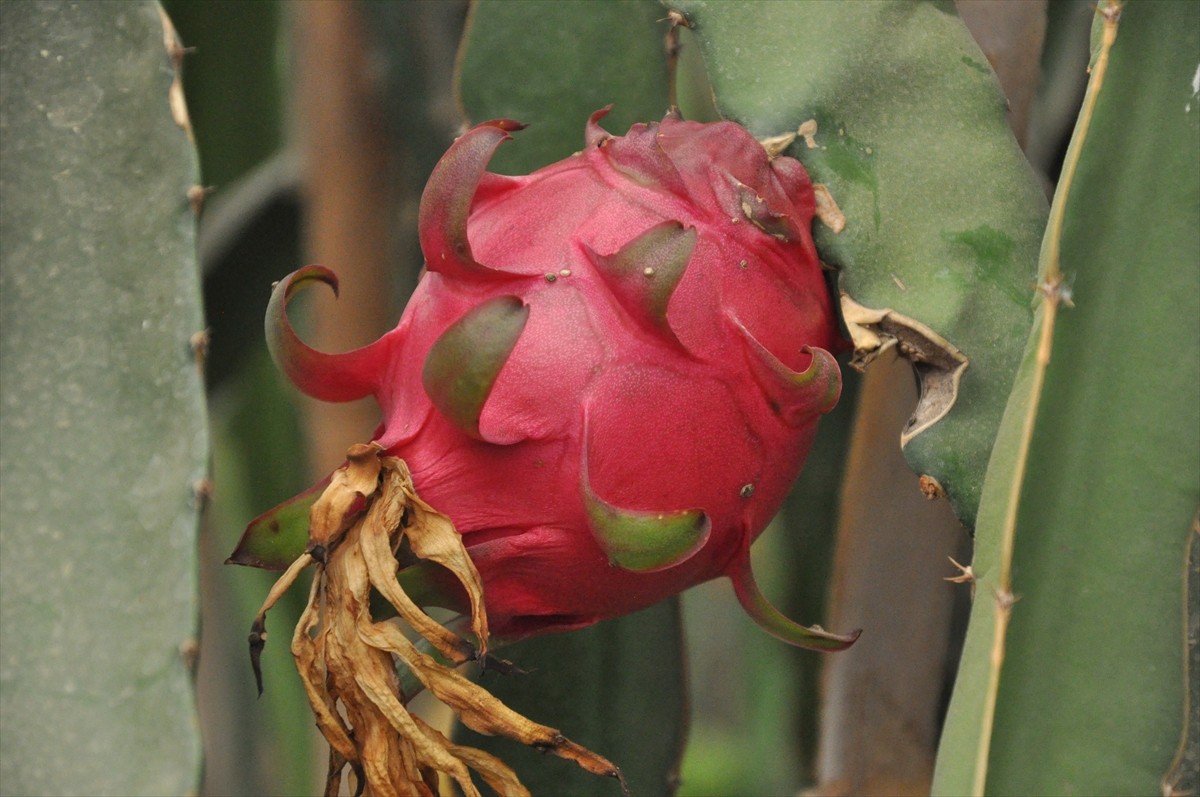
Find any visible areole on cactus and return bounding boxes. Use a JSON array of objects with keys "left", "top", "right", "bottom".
[{"left": 231, "top": 108, "right": 858, "bottom": 793}]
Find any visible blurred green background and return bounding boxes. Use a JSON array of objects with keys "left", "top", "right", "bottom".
[{"left": 2, "top": 1, "right": 1194, "bottom": 796}]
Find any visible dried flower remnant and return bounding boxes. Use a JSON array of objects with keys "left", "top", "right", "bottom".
[{"left": 249, "top": 443, "right": 626, "bottom": 797}]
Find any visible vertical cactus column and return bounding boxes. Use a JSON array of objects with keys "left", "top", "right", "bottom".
[
  {"left": 0, "top": 3, "right": 207, "bottom": 794},
  {"left": 933, "top": 2, "right": 1200, "bottom": 793}
]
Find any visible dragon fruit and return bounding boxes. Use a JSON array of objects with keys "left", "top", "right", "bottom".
[{"left": 247, "top": 108, "right": 858, "bottom": 651}]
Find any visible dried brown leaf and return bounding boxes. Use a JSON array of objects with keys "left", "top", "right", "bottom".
[
  {"left": 249, "top": 551, "right": 315, "bottom": 694},
  {"left": 840, "top": 293, "right": 969, "bottom": 447},
  {"left": 353, "top": 665, "right": 481, "bottom": 797}
]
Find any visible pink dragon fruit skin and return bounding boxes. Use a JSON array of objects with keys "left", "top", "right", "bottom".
[{"left": 264, "top": 109, "right": 858, "bottom": 649}]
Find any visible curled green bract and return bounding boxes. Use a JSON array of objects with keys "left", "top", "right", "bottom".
[{"left": 265, "top": 265, "right": 393, "bottom": 403}]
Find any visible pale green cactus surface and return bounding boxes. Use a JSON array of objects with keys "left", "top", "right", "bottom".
[
  {"left": 0, "top": 2, "right": 207, "bottom": 794},
  {"left": 934, "top": 3, "right": 1200, "bottom": 794}
]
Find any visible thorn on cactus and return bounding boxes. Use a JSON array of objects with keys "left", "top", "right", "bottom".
[
  {"left": 945, "top": 556, "right": 976, "bottom": 591},
  {"left": 188, "top": 328, "right": 210, "bottom": 370}
]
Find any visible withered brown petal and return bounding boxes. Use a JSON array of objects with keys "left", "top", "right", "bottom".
[
  {"left": 412, "top": 715, "right": 531, "bottom": 797},
  {"left": 353, "top": 666, "right": 483, "bottom": 797},
  {"left": 358, "top": 616, "right": 626, "bottom": 791},
  {"left": 245, "top": 442, "right": 625, "bottom": 795},
  {"left": 291, "top": 571, "right": 358, "bottom": 764},
  {"left": 358, "top": 465, "right": 476, "bottom": 663},
  {"left": 248, "top": 550, "right": 315, "bottom": 694},
  {"left": 308, "top": 442, "right": 384, "bottom": 551},
  {"left": 389, "top": 458, "right": 489, "bottom": 651}
]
